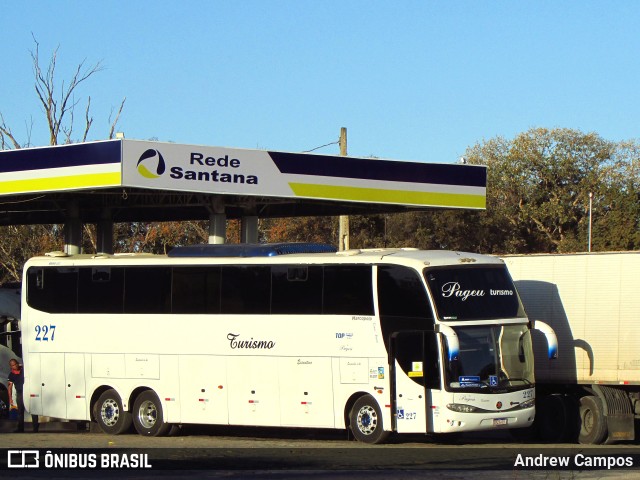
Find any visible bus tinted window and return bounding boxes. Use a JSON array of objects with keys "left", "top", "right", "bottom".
[
  {"left": 78, "top": 267, "right": 124, "bottom": 313},
  {"left": 323, "top": 266, "right": 373, "bottom": 315},
  {"left": 425, "top": 266, "right": 525, "bottom": 321},
  {"left": 124, "top": 267, "right": 171, "bottom": 313},
  {"left": 271, "top": 266, "right": 322, "bottom": 314},
  {"left": 221, "top": 266, "right": 270, "bottom": 314},
  {"left": 378, "top": 265, "right": 432, "bottom": 319},
  {"left": 172, "top": 267, "right": 221, "bottom": 314},
  {"left": 27, "top": 267, "right": 78, "bottom": 313}
]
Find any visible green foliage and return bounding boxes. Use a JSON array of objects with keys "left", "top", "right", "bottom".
[{"left": 463, "top": 128, "right": 638, "bottom": 253}]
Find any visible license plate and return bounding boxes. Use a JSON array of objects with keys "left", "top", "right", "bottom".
[{"left": 493, "top": 418, "right": 508, "bottom": 426}]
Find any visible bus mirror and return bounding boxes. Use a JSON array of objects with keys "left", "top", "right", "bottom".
[
  {"left": 532, "top": 320, "right": 558, "bottom": 360},
  {"left": 435, "top": 324, "right": 459, "bottom": 362}
]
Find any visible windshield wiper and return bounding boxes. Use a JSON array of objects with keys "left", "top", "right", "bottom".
[{"left": 500, "top": 377, "right": 532, "bottom": 386}]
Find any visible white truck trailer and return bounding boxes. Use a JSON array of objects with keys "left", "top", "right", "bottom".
[{"left": 503, "top": 251, "right": 640, "bottom": 444}]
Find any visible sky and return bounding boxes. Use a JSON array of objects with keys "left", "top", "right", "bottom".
[{"left": 1, "top": 1, "right": 639, "bottom": 164}]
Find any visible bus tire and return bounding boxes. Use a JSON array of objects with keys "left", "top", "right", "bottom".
[
  {"left": 536, "top": 394, "right": 570, "bottom": 443},
  {"left": 94, "top": 389, "right": 132, "bottom": 435},
  {"left": 132, "top": 390, "right": 171, "bottom": 436},
  {"left": 578, "top": 395, "right": 607, "bottom": 445},
  {"left": 349, "top": 395, "right": 390, "bottom": 444}
]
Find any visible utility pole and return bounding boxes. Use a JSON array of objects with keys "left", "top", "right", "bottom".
[
  {"left": 588, "top": 192, "right": 593, "bottom": 252},
  {"left": 338, "top": 127, "right": 350, "bottom": 251}
]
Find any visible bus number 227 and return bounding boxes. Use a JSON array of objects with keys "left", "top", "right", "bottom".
[{"left": 35, "top": 325, "right": 56, "bottom": 342}]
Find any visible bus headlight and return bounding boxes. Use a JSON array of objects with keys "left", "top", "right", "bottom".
[
  {"left": 520, "top": 398, "right": 535, "bottom": 409},
  {"left": 446, "top": 403, "right": 479, "bottom": 413}
]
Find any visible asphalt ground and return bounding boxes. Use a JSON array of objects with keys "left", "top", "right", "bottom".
[{"left": 1, "top": 420, "right": 640, "bottom": 479}]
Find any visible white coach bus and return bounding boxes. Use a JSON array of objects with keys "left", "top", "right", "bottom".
[{"left": 20, "top": 243, "right": 557, "bottom": 443}]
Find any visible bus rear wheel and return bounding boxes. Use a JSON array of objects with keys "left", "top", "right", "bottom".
[
  {"left": 94, "top": 389, "right": 132, "bottom": 435},
  {"left": 132, "top": 390, "right": 171, "bottom": 436},
  {"left": 349, "top": 395, "right": 390, "bottom": 444}
]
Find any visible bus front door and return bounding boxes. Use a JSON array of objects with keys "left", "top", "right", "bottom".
[{"left": 390, "top": 331, "right": 439, "bottom": 434}]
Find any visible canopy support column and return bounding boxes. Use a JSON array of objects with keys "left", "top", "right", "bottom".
[
  {"left": 97, "top": 208, "right": 114, "bottom": 254},
  {"left": 209, "top": 213, "right": 226, "bottom": 244},
  {"left": 64, "top": 201, "right": 82, "bottom": 255},
  {"left": 241, "top": 216, "right": 258, "bottom": 243},
  {"left": 204, "top": 196, "right": 226, "bottom": 244}
]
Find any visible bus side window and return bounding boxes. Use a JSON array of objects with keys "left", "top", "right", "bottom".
[
  {"left": 378, "top": 265, "right": 433, "bottom": 335},
  {"left": 35, "top": 268, "right": 44, "bottom": 289},
  {"left": 323, "top": 266, "right": 374, "bottom": 315},
  {"left": 78, "top": 267, "right": 124, "bottom": 313},
  {"left": 124, "top": 267, "right": 171, "bottom": 314},
  {"left": 172, "top": 267, "right": 221, "bottom": 314},
  {"left": 271, "top": 266, "right": 322, "bottom": 314},
  {"left": 220, "top": 266, "right": 270, "bottom": 314},
  {"left": 27, "top": 267, "right": 78, "bottom": 313}
]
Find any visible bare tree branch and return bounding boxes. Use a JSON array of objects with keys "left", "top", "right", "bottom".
[
  {"left": 0, "top": 112, "right": 22, "bottom": 149},
  {"left": 109, "top": 97, "right": 126, "bottom": 139},
  {"left": 24, "top": 116, "right": 34, "bottom": 147},
  {"left": 82, "top": 96, "right": 93, "bottom": 142},
  {"left": 63, "top": 98, "right": 74, "bottom": 144},
  {"left": 30, "top": 34, "right": 104, "bottom": 146}
]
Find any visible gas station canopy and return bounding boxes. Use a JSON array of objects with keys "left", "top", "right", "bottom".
[{"left": 0, "top": 139, "right": 486, "bottom": 226}]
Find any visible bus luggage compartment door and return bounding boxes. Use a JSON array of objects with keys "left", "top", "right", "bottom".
[{"left": 390, "top": 331, "right": 439, "bottom": 434}]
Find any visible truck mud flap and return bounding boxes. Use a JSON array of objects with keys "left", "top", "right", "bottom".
[
  {"left": 606, "top": 415, "right": 634, "bottom": 442},
  {"left": 593, "top": 385, "right": 635, "bottom": 442}
]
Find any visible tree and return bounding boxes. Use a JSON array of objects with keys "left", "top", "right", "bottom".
[
  {"left": 0, "top": 39, "right": 126, "bottom": 284},
  {"left": 113, "top": 221, "right": 209, "bottom": 254},
  {"left": 261, "top": 217, "right": 337, "bottom": 244},
  {"left": 463, "top": 128, "right": 639, "bottom": 253},
  {"left": 1, "top": 36, "right": 125, "bottom": 148}
]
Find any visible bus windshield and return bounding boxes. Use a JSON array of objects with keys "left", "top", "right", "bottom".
[
  {"left": 424, "top": 265, "right": 525, "bottom": 321},
  {"left": 445, "top": 324, "right": 535, "bottom": 392}
]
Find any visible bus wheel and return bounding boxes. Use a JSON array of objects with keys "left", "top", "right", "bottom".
[
  {"left": 349, "top": 395, "right": 390, "bottom": 444},
  {"left": 132, "top": 390, "right": 171, "bottom": 436},
  {"left": 536, "top": 394, "right": 570, "bottom": 442},
  {"left": 578, "top": 395, "right": 607, "bottom": 445},
  {"left": 94, "top": 389, "right": 132, "bottom": 435}
]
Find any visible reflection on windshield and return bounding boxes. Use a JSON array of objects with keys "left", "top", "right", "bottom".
[{"left": 445, "top": 324, "right": 534, "bottom": 392}]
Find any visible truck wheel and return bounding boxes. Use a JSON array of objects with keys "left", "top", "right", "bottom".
[
  {"left": 94, "top": 389, "right": 132, "bottom": 435},
  {"left": 578, "top": 395, "right": 607, "bottom": 445},
  {"left": 349, "top": 395, "right": 390, "bottom": 444},
  {"left": 132, "top": 390, "right": 171, "bottom": 436}
]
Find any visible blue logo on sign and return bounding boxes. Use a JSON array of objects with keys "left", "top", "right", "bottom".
[{"left": 489, "top": 375, "right": 498, "bottom": 386}]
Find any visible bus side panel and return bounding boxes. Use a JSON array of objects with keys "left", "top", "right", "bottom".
[
  {"left": 25, "top": 352, "right": 42, "bottom": 416},
  {"left": 278, "top": 357, "right": 334, "bottom": 427},
  {"left": 65, "top": 353, "right": 88, "bottom": 420},
  {"left": 159, "top": 355, "right": 180, "bottom": 423},
  {"left": 331, "top": 357, "right": 393, "bottom": 432},
  {"left": 178, "top": 355, "right": 229, "bottom": 425},
  {"left": 227, "top": 356, "right": 280, "bottom": 426},
  {"left": 40, "top": 352, "right": 67, "bottom": 419}
]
